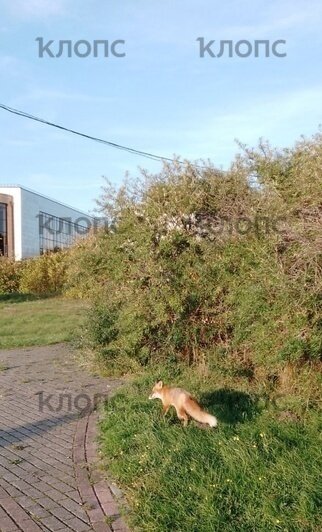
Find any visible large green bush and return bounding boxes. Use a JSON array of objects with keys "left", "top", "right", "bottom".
[{"left": 66, "top": 135, "right": 322, "bottom": 387}]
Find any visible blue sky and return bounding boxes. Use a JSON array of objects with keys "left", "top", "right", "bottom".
[{"left": 0, "top": 0, "right": 321, "bottom": 213}]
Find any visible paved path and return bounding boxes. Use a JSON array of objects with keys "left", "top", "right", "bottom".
[{"left": 0, "top": 344, "right": 129, "bottom": 532}]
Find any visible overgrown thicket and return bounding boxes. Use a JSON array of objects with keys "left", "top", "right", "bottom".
[
  {"left": 66, "top": 133, "right": 322, "bottom": 396},
  {"left": 0, "top": 251, "right": 68, "bottom": 295},
  {"left": 0, "top": 257, "right": 22, "bottom": 293}
]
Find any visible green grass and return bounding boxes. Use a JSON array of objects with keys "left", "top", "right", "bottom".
[
  {"left": 0, "top": 294, "right": 87, "bottom": 348},
  {"left": 100, "top": 368, "right": 322, "bottom": 532}
]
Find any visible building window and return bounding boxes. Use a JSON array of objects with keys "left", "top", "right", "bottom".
[
  {"left": 0, "top": 203, "right": 8, "bottom": 257},
  {"left": 39, "top": 211, "right": 89, "bottom": 254}
]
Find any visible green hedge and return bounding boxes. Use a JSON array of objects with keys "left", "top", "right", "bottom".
[
  {"left": 0, "top": 251, "right": 69, "bottom": 295},
  {"left": 66, "top": 134, "right": 322, "bottom": 378}
]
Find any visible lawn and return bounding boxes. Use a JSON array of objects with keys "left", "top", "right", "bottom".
[
  {"left": 100, "top": 368, "right": 322, "bottom": 532},
  {"left": 0, "top": 294, "right": 87, "bottom": 348}
]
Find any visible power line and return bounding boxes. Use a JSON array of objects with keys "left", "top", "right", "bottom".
[{"left": 0, "top": 103, "right": 208, "bottom": 169}]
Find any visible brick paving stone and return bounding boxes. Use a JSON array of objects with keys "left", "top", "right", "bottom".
[
  {"left": 19, "top": 521, "right": 45, "bottom": 532},
  {"left": 65, "top": 516, "right": 93, "bottom": 532},
  {"left": 0, "top": 515, "right": 20, "bottom": 531},
  {"left": 111, "top": 517, "right": 131, "bottom": 532},
  {"left": 0, "top": 344, "right": 126, "bottom": 531},
  {"left": 40, "top": 515, "right": 67, "bottom": 531},
  {"left": 15, "top": 495, "right": 39, "bottom": 509},
  {"left": 92, "top": 522, "right": 112, "bottom": 532},
  {"left": 27, "top": 504, "right": 51, "bottom": 518}
]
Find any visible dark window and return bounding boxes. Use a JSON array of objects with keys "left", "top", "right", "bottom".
[
  {"left": 38, "top": 211, "right": 89, "bottom": 254},
  {"left": 0, "top": 203, "right": 8, "bottom": 256}
]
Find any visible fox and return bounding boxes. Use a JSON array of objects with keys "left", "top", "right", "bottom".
[{"left": 149, "top": 381, "right": 217, "bottom": 428}]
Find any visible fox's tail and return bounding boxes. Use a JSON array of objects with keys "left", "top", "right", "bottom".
[{"left": 184, "top": 397, "right": 218, "bottom": 428}]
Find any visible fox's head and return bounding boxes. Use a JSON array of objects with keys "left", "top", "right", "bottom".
[{"left": 149, "top": 380, "right": 164, "bottom": 400}]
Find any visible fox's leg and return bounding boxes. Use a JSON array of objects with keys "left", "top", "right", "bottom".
[
  {"left": 175, "top": 407, "right": 188, "bottom": 427},
  {"left": 162, "top": 405, "right": 170, "bottom": 417}
]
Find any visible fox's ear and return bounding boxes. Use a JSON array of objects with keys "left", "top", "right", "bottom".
[{"left": 156, "top": 380, "right": 163, "bottom": 388}]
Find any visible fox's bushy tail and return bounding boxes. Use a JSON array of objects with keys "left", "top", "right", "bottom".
[{"left": 184, "top": 397, "right": 218, "bottom": 427}]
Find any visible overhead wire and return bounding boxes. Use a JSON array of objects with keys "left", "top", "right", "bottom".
[{"left": 0, "top": 103, "right": 208, "bottom": 169}]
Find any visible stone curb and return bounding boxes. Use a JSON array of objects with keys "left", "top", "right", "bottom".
[{"left": 73, "top": 410, "right": 130, "bottom": 532}]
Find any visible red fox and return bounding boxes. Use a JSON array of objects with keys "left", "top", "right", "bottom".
[{"left": 149, "top": 381, "right": 218, "bottom": 428}]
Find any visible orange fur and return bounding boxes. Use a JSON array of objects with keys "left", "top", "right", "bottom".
[{"left": 149, "top": 381, "right": 217, "bottom": 428}]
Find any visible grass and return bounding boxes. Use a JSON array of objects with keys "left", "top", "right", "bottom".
[
  {"left": 0, "top": 294, "right": 87, "bottom": 348},
  {"left": 100, "top": 367, "right": 322, "bottom": 532}
]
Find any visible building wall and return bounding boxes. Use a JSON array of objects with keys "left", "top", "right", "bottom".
[
  {"left": 0, "top": 193, "right": 15, "bottom": 258},
  {"left": 20, "top": 188, "right": 93, "bottom": 259},
  {"left": 0, "top": 186, "right": 93, "bottom": 260},
  {"left": 0, "top": 187, "right": 22, "bottom": 259}
]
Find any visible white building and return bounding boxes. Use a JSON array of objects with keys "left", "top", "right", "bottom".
[{"left": 0, "top": 185, "right": 95, "bottom": 260}]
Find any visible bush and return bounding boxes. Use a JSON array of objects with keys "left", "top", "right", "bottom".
[
  {"left": 19, "top": 251, "right": 68, "bottom": 295},
  {"left": 68, "top": 135, "right": 322, "bottom": 384},
  {"left": 86, "top": 303, "right": 119, "bottom": 347},
  {"left": 0, "top": 258, "right": 22, "bottom": 293}
]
